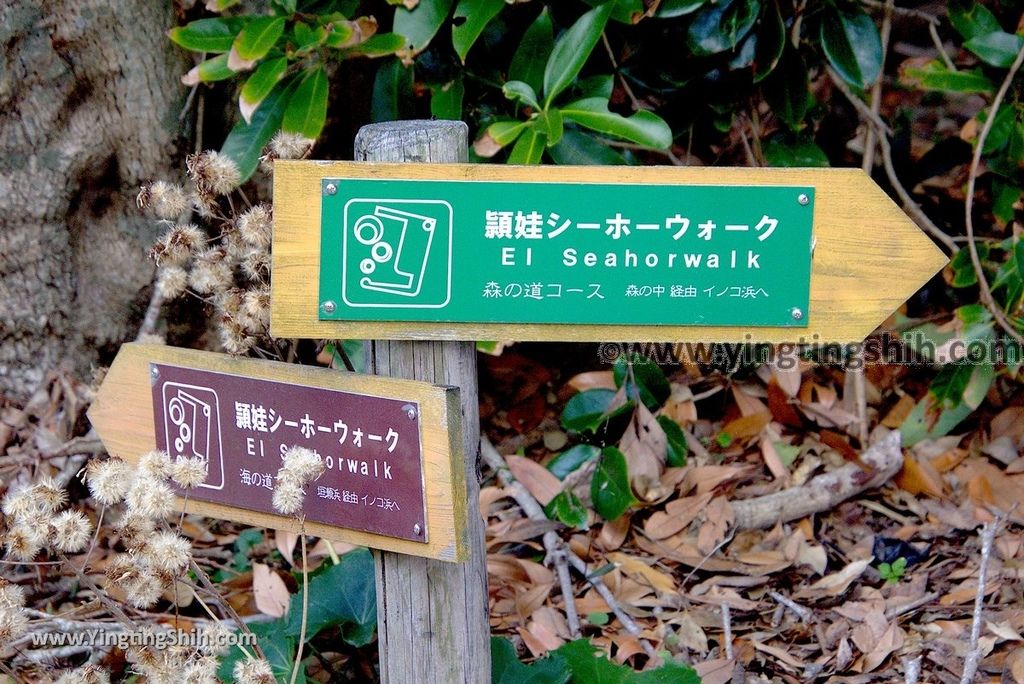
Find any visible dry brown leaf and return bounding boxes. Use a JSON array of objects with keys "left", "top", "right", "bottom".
[
  {"left": 993, "top": 407, "right": 1024, "bottom": 442},
  {"left": 620, "top": 402, "right": 667, "bottom": 501},
  {"left": 794, "top": 559, "right": 870, "bottom": 599},
  {"left": 519, "top": 618, "right": 563, "bottom": 656},
  {"left": 644, "top": 492, "right": 713, "bottom": 540},
  {"left": 506, "top": 454, "right": 562, "bottom": 506},
  {"left": 606, "top": 552, "right": 677, "bottom": 594},
  {"left": 515, "top": 583, "right": 553, "bottom": 620},
  {"left": 252, "top": 563, "right": 289, "bottom": 618},
  {"left": 672, "top": 612, "right": 709, "bottom": 653},
  {"left": 772, "top": 364, "right": 802, "bottom": 398},
  {"left": 860, "top": 622, "right": 904, "bottom": 673},
  {"left": 766, "top": 379, "right": 803, "bottom": 428},
  {"left": 597, "top": 512, "right": 631, "bottom": 551},
  {"left": 722, "top": 412, "right": 771, "bottom": 440},
  {"left": 682, "top": 464, "right": 754, "bottom": 496},
  {"left": 759, "top": 433, "right": 791, "bottom": 483},
  {"left": 750, "top": 639, "right": 804, "bottom": 669},
  {"left": 697, "top": 497, "right": 735, "bottom": 555},
  {"left": 275, "top": 530, "right": 299, "bottom": 565},
  {"left": 894, "top": 454, "right": 947, "bottom": 498},
  {"left": 610, "top": 634, "right": 645, "bottom": 664},
  {"left": 567, "top": 370, "right": 616, "bottom": 392},
  {"left": 732, "top": 385, "right": 768, "bottom": 416},
  {"left": 987, "top": 619, "right": 1024, "bottom": 643},
  {"left": 662, "top": 382, "right": 698, "bottom": 424},
  {"left": 930, "top": 448, "right": 968, "bottom": 473},
  {"left": 882, "top": 394, "right": 916, "bottom": 428},
  {"left": 693, "top": 658, "right": 735, "bottom": 684}
]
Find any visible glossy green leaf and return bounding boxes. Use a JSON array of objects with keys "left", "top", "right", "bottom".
[
  {"left": 284, "top": 547, "right": 376, "bottom": 646},
  {"left": 582, "top": 0, "right": 645, "bottom": 25},
  {"left": 221, "top": 78, "right": 296, "bottom": 182},
  {"left": 371, "top": 58, "right": 413, "bottom": 122},
  {"left": 234, "top": 16, "right": 287, "bottom": 61},
  {"left": 452, "top": 0, "right": 505, "bottom": 62},
  {"left": 507, "top": 126, "right": 547, "bottom": 165},
  {"left": 948, "top": 0, "right": 1001, "bottom": 41},
  {"left": 591, "top": 447, "right": 635, "bottom": 520},
  {"left": 1016, "top": 237, "right": 1024, "bottom": 282},
  {"left": 543, "top": 3, "right": 614, "bottom": 107},
  {"left": 992, "top": 179, "right": 1022, "bottom": 225},
  {"left": 491, "top": 637, "right": 571, "bottom": 684},
  {"left": 502, "top": 80, "right": 541, "bottom": 110},
  {"left": 169, "top": 17, "right": 248, "bottom": 53},
  {"left": 762, "top": 134, "right": 829, "bottom": 166},
  {"left": 537, "top": 108, "right": 564, "bottom": 146},
  {"left": 576, "top": 74, "right": 614, "bottom": 99},
  {"left": 612, "top": 352, "right": 670, "bottom": 410},
  {"left": 657, "top": 416, "right": 688, "bottom": 467},
  {"left": 342, "top": 32, "right": 407, "bottom": 58},
  {"left": 950, "top": 243, "right": 988, "bottom": 287},
  {"left": 484, "top": 120, "right": 531, "bottom": 148},
  {"left": 555, "top": 638, "right": 701, "bottom": 683},
  {"left": 240, "top": 57, "right": 288, "bottom": 115},
  {"left": 655, "top": 0, "right": 706, "bottom": 18},
  {"left": 900, "top": 60, "right": 995, "bottom": 94},
  {"left": 753, "top": 0, "right": 785, "bottom": 82},
  {"left": 186, "top": 54, "right": 234, "bottom": 83},
  {"left": 764, "top": 47, "right": 809, "bottom": 129},
  {"left": 393, "top": 0, "right": 454, "bottom": 53},
  {"left": 981, "top": 105, "right": 1015, "bottom": 154},
  {"left": 965, "top": 31, "right": 1024, "bottom": 68},
  {"left": 549, "top": 130, "right": 627, "bottom": 165},
  {"left": 687, "top": 0, "right": 761, "bottom": 56},
  {"left": 208, "top": 0, "right": 241, "bottom": 10},
  {"left": 292, "top": 20, "right": 328, "bottom": 53},
  {"left": 547, "top": 444, "right": 601, "bottom": 479},
  {"left": 283, "top": 66, "right": 328, "bottom": 139},
  {"left": 820, "top": 6, "right": 882, "bottom": 89},
  {"left": 430, "top": 77, "right": 464, "bottom": 120},
  {"left": 510, "top": 9, "right": 554, "bottom": 95},
  {"left": 561, "top": 388, "right": 617, "bottom": 433},
  {"left": 560, "top": 98, "right": 672, "bottom": 148},
  {"left": 275, "top": 0, "right": 296, "bottom": 12},
  {"left": 545, "top": 490, "right": 589, "bottom": 528}
]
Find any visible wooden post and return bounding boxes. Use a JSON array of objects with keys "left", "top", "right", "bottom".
[{"left": 355, "top": 120, "right": 490, "bottom": 684}]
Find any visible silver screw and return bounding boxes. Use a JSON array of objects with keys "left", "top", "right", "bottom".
[
  {"left": 790, "top": 307, "right": 804, "bottom": 321},
  {"left": 150, "top": 366, "right": 159, "bottom": 385},
  {"left": 402, "top": 404, "right": 417, "bottom": 420},
  {"left": 321, "top": 300, "right": 336, "bottom": 314},
  {"left": 797, "top": 193, "right": 810, "bottom": 206},
  {"left": 413, "top": 524, "right": 422, "bottom": 535},
  {"left": 324, "top": 183, "right": 337, "bottom": 196}
]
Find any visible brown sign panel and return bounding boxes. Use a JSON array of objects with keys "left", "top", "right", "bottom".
[
  {"left": 151, "top": 364, "right": 427, "bottom": 542},
  {"left": 88, "top": 344, "right": 468, "bottom": 562}
]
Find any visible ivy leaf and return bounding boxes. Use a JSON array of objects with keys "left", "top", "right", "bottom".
[
  {"left": 510, "top": 9, "right": 554, "bottom": 95},
  {"left": 284, "top": 548, "right": 376, "bottom": 646},
  {"left": 687, "top": 0, "right": 761, "bottom": 56},
  {"left": 965, "top": 31, "right": 1024, "bottom": 68},
  {"left": 220, "top": 78, "right": 296, "bottom": 182},
  {"left": 452, "top": 0, "right": 505, "bottom": 63},
  {"left": 591, "top": 447, "right": 635, "bottom": 520},
  {"left": 491, "top": 637, "right": 571, "bottom": 684},
  {"left": 282, "top": 66, "right": 328, "bottom": 140},
  {"left": 393, "top": 0, "right": 454, "bottom": 55},
  {"left": 900, "top": 60, "right": 994, "bottom": 94},
  {"left": 232, "top": 16, "right": 287, "bottom": 62},
  {"left": 948, "top": 0, "right": 1002, "bottom": 41},
  {"left": 216, "top": 619, "right": 296, "bottom": 682},
  {"left": 612, "top": 352, "right": 670, "bottom": 411},
  {"left": 240, "top": 57, "right": 288, "bottom": 123},
  {"left": 560, "top": 98, "right": 672, "bottom": 149},
  {"left": 507, "top": 126, "right": 547, "bottom": 165},
  {"left": 820, "top": 6, "right": 882, "bottom": 89},
  {"left": 169, "top": 17, "right": 248, "bottom": 53},
  {"left": 543, "top": 3, "right": 614, "bottom": 107},
  {"left": 548, "top": 130, "right": 627, "bottom": 165}
]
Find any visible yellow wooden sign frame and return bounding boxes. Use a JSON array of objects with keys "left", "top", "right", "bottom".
[
  {"left": 271, "top": 161, "right": 948, "bottom": 343},
  {"left": 88, "top": 344, "right": 469, "bottom": 562}
]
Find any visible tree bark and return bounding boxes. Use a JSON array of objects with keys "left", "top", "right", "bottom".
[{"left": 0, "top": 0, "right": 187, "bottom": 401}]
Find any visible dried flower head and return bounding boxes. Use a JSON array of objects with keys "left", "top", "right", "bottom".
[
  {"left": 170, "top": 456, "right": 208, "bottom": 489},
  {"left": 200, "top": 621, "right": 235, "bottom": 656},
  {"left": 156, "top": 265, "right": 189, "bottom": 300},
  {"left": 233, "top": 657, "right": 275, "bottom": 684},
  {"left": 84, "top": 458, "right": 134, "bottom": 505},
  {"left": 54, "top": 664, "right": 111, "bottom": 684},
  {"left": 0, "top": 580, "right": 26, "bottom": 610},
  {"left": 2, "top": 486, "right": 46, "bottom": 521},
  {"left": 182, "top": 656, "right": 218, "bottom": 684},
  {"left": 214, "top": 288, "right": 244, "bottom": 318},
  {"left": 237, "top": 204, "right": 273, "bottom": 248},
  {"left": 152, "top": 223, "right": 205, "bottom": 266},
  {"left": 269, "top": 131, "right": 315, "bottom": 161},
  {"left": 32, "top": 475, "right": 68, "bottom": 513},
  {"left": 187, "top": 151, "right": 241, "bottom": 196},
  {"left": 138, "top": 181, "right": 189, "bottom": 220},
  {"left": 5, "top": 523, "right": 46, "bottom": 560},
  {"left": 240, "top": 248, "right": 270, "bottom": 282},
  {"left": 218, "top": 319, "right": 256, "bottom": 355},
  {"left": 271, "top": 479, "right": 304, "bottom": 516},
  {"left": 126, "top": 476, "right": 177, "bottom": 519},
  {"left": 0, "top": 605, "right": 29, "bottom": 643},
  {"left": 190, "top": 248, "right": 233, "bottom": 295},
  {"left": 239, "top": 288, "right": 271, "bottom": 332},
  {"left": 50, "top": 510, "right": 93, "bottom": 553},
  {"left": 124, "top": 568, "right": 166, "bottom": 609},
  {"left": 280, "top": 446, "right": 325, "bottom": 484},
  {"left": 138, "top": 450, "right": 172, "bottom": 479},
  {"left": 117, "top": 513, "right": 156, "bottom": 549},
  {"left": 144, "top": 531, "right": 192, "bottom": 574}
]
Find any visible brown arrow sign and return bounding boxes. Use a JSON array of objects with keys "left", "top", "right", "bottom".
[{"left": 87, "top": 343, "right": 468, "bottom": 562}]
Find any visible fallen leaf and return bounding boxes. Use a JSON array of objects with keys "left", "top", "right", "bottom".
[
  {"left": 882, "top": 394, "right": 916, "bottom": 428},
  {"left": 507, "top": 454, "right": 562, "bottom": 506},
  {"left": 644, "top": 492, "right": 713, "bottom": 540},
  {"left": 252, "top": 563, "right": 289, "bottom": 618},
  {"left": 567, "top": 370, "right": 616, "bottom": 392},
  {"left": 597, "top": 512, "right": 631, "bottom": 551},
  {"left": 606, "top": 552, "right": 677, "bottom": 594},
  {"left": 697, "top": 497, "right": 735, "bottom": 555},
  {"left": 275, "top": 531, "right": 299, "bottom": 565},
  {"left": 794, "top": 559, "right": 870, "bottom": 599},
  {"left": 620, "top": 402, "right": 667, "bottom": 500},
  {"left": 894, "top": 454, "right": 946, "bottom": 498},
  {"left": 722, "top": 412, "right": 771, "bottom": 440}
]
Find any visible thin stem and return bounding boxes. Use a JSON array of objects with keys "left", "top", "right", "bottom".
[{"left": 290, "top": 522, "right": 309, "bottom": 684}]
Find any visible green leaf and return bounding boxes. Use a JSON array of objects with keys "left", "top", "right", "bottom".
[
  {"left": 547, "top": 444, "right": 601, "bottom": 479},
  {"left": 763, "top": 47, "right": 809, "bottom": 129},
  {"left": 342, "top": 32, "right": 407, "bottom": 58},
  {"left": 561, "top": 389, "right": 617, "bottom": 433},
  {"left": 452, "top": 0, "right": 504, "bottom": 62},
  {"left": 221, "top": 78, "right": 296, "bottom": 182},
  {"left": 545, "top": 490, "right": 589, "bottom": 528},
  {"left": 549, "top": 130, "right": 627, "bottom": 165},
  {"left": 510, "top": 9, "right": 554, "bottom": 95},
  {"left": 537, "top": 108, "right": 564, "bottom": 147},
  {"left": 948, "top": 0, "right": 1002, "bottom": 41},
  {"left": 900, "top": 60, "right": 995, "bottom": 94},
  {"left": 592, "top": 447, "right": 635, "bottom": 520},
  {"left": 431, "top": 77, "right": 464, "bottom": 120},
  {"left": 217, "top": 619, "right": 298, "bottom": 683},
  {"left": 576, "top": 74, "right": 614, "bottom": 99},
  {"left": 687, "top": 0, "right": 761, "bottom": 57},
  {"left": 234, "top": 16, "right": 287, "bottom": 61},
  {"left": 553, "top": 638, "right": 701, "bottom": 683},
  {"left": 502, "top": 80, "right": 541, "bottom": 110},
  {"left": 240, "top": 57, "right": 288, "bottom": 119},
  {"left": 292, "top": 21, "right": 328, "bottom": 54},
  {"left": 902, "top": 361, "right": 995, "bottom": 445},
  {"left": 820, "top": 6, "right": 882, "bottom": 89},
  {"left": 1016, "top": 237, "right": 1024, "bottom": 282},
  {"left": 950, "top": 243, "right": 989, "bottom": 287},
  {"left": 491, "top": 637, "right": 571, "bottom": 684},
  {"left": 283, "top": 66, "right": 328, "bottom": 139},
  {"left": 371, "top": 58, "right": 413, "bottom": 122},
  {"left": 657, "top": 416, "right": 688, "bottom": 467},
  {"left": 762, "top": 134, "right": 829, "bottom": 166},
  {"left": 753, "top": 0, "right": 785, "bottom": 82},
  {"left": 543, "top": 3, "right": 614, "bottom": 107},
  {"left": 484, "top": 120, "right": 532, "bottom": 147},
  {"left": 966, "top": 31, "right": 1024, "bottom": 68},
  {"left": 169, "top": 17, "right": 247, "bottom": 53},
  {"left": 582, "top": 0, "right": 645, "bottom": 25},
  {"left": 393, "top": 0, "right": 454, "bottom": 54},
  {"left": 587, "top": 612, "right": 610, "bottom": 626},
  {"left": 507, "top": 126, "right": 547, "bottom": 165},
  {"left": 656, "top": 0, "right": 706, "bottom": 18},
  {"left": 184, "top": 54, "right": 235, "bottom": 84},
  {"left": 560, "top": 98, "right": 672, "bottom": 149},
  {"left": 284, "top": 547, "right": 377, "bottom": 646},
  {"left": 612, "top": 352, "right": 670, "bottom": 411}
]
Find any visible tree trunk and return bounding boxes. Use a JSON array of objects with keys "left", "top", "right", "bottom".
[{"left": 0, "top": 0, "right": 187, "bottom": 402}]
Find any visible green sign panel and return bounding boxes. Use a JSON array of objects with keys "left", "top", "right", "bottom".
[{"left": 318, "top": 179, "right": 813, "bottom": 327}]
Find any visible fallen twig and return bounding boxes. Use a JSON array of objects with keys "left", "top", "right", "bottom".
[
  {"left": 960, "top": 516, "right": 1004, "bottom": 683},
  {"left": 768, "top": 591, "right": 812, "bottom": 623},
  {"left": 720, "top": 603, "right": 733, "bottom": 661},
  {"left": 732, "top": 431, "right": 903, "bottom": 530},
  {"left": 904, "top": 655, "right": 923, "bottom": 684}
]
